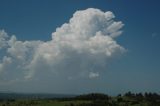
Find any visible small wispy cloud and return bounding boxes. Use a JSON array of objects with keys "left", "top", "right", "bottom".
[
  {"left": 151, "top": 33, "right": 158, "bottom": 38},
  {"left": 89, "top": 72, "right": 99, "bottom": 79}
]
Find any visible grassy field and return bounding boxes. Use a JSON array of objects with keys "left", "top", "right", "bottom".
[
  {"left": 0, "top": 99, "right": 91, "bottom": 106},
  {"left": 0, "top": 98, "right": 159, "bottom": 106},
  {"left": 2, "top": 99, "right": 84, "bottom": 106},
  {"left": 0, "top": 92, "right": 160, "bottom": 106}
]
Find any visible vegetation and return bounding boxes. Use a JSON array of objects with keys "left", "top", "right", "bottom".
[{"left": 0, "top": 92, "right": 160, "bottom": 106}]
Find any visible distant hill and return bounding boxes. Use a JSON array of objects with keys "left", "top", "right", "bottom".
[{"left": 0, "top": 92, "right": 76, "bottom": 99}]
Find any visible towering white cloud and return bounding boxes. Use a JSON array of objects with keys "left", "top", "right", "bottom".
[{"left": 0, "top": 8, "right": 125, "bottom": 83}]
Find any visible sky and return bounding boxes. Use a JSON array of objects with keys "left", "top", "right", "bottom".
[{"left": 0, "top": 0, "right": 160, "bottom": 95}]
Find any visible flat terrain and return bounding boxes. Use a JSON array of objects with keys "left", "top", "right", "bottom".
[{"left": 0, "top": 100, "right": 91, "bottom": 106}]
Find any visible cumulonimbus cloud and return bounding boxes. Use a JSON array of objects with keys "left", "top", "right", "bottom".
[{"left": 0, "top": 8, "right": 125, "bottom": 83}]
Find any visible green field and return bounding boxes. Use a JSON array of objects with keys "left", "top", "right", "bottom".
[{"left": 0, "top": 100, "right": 91, "bottom": 106}]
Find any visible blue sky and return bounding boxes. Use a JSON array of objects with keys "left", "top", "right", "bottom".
[{"left": 0, "top": 0, "right": 160, "bottom": 95}]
